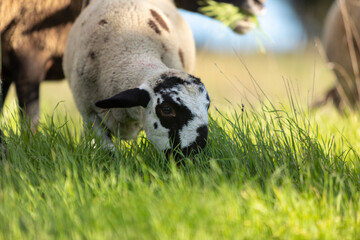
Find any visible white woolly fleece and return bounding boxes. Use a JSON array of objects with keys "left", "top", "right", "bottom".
[{"left": 63, "top": 0, "right": 209, "bottom": 153}]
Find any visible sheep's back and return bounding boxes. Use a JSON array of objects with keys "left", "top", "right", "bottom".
[
  {"left": 1, "top": 0, "right": 80, "bottom": 57},
  {"left": 64, "top": 0, "right": 195, "bottom": 114}
]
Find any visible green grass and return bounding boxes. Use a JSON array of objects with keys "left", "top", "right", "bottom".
[
  {"left": 1, "top": 100, "right": 360, "bottom": 239},
  {"left": 1, "top": 50, "right": 360, "bottom": 239},
  {"left": 199, "top": 0, "right": 258, "bottom": 32}
]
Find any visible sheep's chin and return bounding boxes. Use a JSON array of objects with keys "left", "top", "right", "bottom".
[{"left": 144, "top": 123, "right": 170, "bottom": 151}]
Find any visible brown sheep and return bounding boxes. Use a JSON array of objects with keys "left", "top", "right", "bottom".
[
  {"left": 320, "top": 0, "right": 360, "bottom": 111},
  {"left": 1, "top": 0, "right": 85, "bottom": 126}
]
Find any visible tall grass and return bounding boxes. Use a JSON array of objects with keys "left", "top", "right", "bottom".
[{"left": 1, "top": 98, "right": 359, "bottom": 239}]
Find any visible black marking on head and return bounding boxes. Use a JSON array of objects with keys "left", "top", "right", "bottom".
[
  {"left": 153, "top": 74, "right": 208, "bottom": 155},
  {"left": 99, "top": 19, "right": 108, "bottom": 26},
  {"left": 155, "top": 95, "right": 194, "bottom": 151},
  {"left": 167, "top": 90, "right": 179, "bottom": 96},
  {"left": 154, "top": 76, "right": 186, "bottom": 93},
  {"left": 95, "top": 88, "right": 150, "bottom": 108},
  {"left": 160, "top": 73, "right": 168, "bottom": 79},
  {"left": 148, "top": 20, "right": 161, "bottom": 35},
  {"left": 178, "top": 49, "right": 185, "bottom": 68},
  {"left": 154, "top": 75, "right": 204, "bottom": 95},
  {"left": 150, "top": 9, "right": 170, "bottom": 32},
  {"left": 181, "top": 125, "right": 208, "bottom": 155},
  {"left": 154, "top": 122, "right": 158, "bottom": 129},
  {"left": 199, "top": 86, "right": 204, "bottom": 93},
  {"left": 190, "top": 75, "right": 202, "bottom": 85},
  {"left": 156, "top": 75, "right": 202, "bottom": 90}
]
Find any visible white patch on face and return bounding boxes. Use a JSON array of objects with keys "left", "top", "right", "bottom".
[
  {"left": 143, "top": 108, "right": 171, "bottom": 150},
  {"left": 176, "top": 86, "right": 209, "bottom": 148},
  {"left": 145, "top": 125, "right": 170, "bottom": 150},
  {"left": 139, "top": 80, "right": 210, "bottom": 152}
]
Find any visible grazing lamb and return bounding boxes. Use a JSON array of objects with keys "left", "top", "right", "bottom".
[
  {"left": 320, "top": 0, "right": 360, "bottom": 110},
  {"left": 1, "top": 0, "right": 264, "bottom": 128},
  {"left": 63, "top": 0, "right": 210, "bottom": 155}
]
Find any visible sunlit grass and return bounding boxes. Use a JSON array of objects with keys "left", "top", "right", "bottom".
[
  {"left": 2, "top": 50, "right": 360, "bottom": 239},
  {"left": 1, "top": 99, "right": 360, "bottom": 239}
]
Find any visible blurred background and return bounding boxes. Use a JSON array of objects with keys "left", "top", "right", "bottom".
[
  {"left": 183, "top": 0, "right": 335, "bottom": 53},
  {"left": 180, "top": 0, "right": 335, "bottom": 111},
  {"left": 3, "top": 0, "right": 337, "bottom": 117}
]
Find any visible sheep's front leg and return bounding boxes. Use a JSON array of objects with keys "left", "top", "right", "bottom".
[
  {"left": 85, "top": 114, "right": 115, "bottom": 151},
  {"left": 13, "top": 50, "right": 51, "bottom": 129}
]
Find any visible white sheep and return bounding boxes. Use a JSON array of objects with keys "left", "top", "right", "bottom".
[{"left": 63, "top": 0, "right": 210, "bottom": 155}]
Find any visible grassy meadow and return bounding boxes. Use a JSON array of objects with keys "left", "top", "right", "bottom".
[{"left": 1, "top": 49, "right": 360, "bottom": 239}]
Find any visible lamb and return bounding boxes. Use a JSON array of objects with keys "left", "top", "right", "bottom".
[
  {"left": 320, "top": 0, "right": 360, "bottom": 110},
  {"left": 63, "top": 0, "right": 210, "bottom": 155},
  {"left": 1, "top": 0, "right": 264, "bottom": 128}
]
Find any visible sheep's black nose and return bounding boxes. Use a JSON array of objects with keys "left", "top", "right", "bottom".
[
  {"left": 181, "top": 125, "right": 208, "bottom": 155},
  {"left": 164, "top": 125, "right": 208, "bottom": 163}
]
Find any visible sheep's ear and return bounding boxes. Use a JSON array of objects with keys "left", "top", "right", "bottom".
[{"left": 95, "top": 88, "right": 150, "bottom": 108}]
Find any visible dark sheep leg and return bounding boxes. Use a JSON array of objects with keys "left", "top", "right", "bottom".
[{"left": 13, "top": 51, "right": 49, "bottom": 128}]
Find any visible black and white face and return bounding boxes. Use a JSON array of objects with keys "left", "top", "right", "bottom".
[
  {"left": 143, "top": 75, "right": 210, "bottom": 155},
  {"left": 95, "top": 74, "right": 210, "bottom": 156}
]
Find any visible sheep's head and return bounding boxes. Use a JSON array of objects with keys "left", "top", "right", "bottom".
[{"left": 95, "top": 73, "right": 210, "bottom": 157}]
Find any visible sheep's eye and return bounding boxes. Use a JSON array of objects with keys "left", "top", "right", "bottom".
[{"left": 160, "top": 105, "right": 176, "bottom": 117}]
